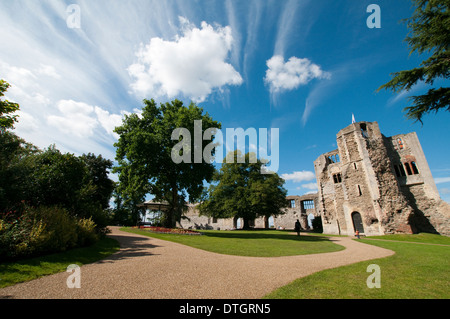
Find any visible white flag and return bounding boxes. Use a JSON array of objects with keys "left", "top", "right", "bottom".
[{"left": 352, "top": 113, "right": 356, "bottom": 123}]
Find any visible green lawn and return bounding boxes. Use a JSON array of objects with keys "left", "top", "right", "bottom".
[
  {"left": 264, "top": 233, "right": 450, "bottom": 299},
  {"left": 0, "top": 237, "right": 120, "bottom": 288},
  {"left": 121, "top": 227, "right": 345, "bottom": 257}
]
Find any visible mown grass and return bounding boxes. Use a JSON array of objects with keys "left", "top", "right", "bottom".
[
  {"left": 0, "top": 237, "right": 120, "bottom": 288},
  {"left": 264, "top": 233, "right": 450, "bottom": 299},
  {"left": 121, "top": 227, "right": 345, "bottom": 257}
]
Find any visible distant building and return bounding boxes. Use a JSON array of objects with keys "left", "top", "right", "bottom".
[{"left": 139, "top": 194, "right": 319, "bottom": 231}]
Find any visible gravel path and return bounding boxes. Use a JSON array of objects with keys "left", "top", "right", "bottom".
[{"left": 0, "top": 226, "right": 394, "bottom": 299}]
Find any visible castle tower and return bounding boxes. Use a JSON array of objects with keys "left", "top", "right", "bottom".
[{"left": 314, "top": 121, "right": 450, "bottom": 236}]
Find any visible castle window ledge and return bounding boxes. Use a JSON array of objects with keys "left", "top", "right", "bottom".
[{"left": 397, "top": 175, "right": 424, "bottom": 186}]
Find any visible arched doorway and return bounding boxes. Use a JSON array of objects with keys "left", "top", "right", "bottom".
[
  {"left": 351, "top": 212, "right": 365, "bottom": 233},
  {"left": 233, "top": 216, "right": 242, "bottom": 229},
  {"left": 307, "top": 213, "right": 315, "bottom": 229}
]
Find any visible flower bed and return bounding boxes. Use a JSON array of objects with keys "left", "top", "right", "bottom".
[{"left": 134, "top": 226, "right": 202, "bottom": 235}]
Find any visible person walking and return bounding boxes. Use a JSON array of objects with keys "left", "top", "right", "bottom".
[{"left": 294, "top": 219, "right": 301, "bottom": 236}]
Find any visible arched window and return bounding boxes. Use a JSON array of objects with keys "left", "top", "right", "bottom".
[
  {"left": 411, "top": 161, "right": 419, "bottom": 174},
  {"left": 404, "top": 162, "right": 413, "bottom": 175}
]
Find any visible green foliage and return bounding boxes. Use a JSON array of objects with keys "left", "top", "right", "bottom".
[
  {"left": 0, "top": 143, "right": 114, "bottom": 232},
  {"left": 114, "top": 99, "right": 221, "bottom": 228},
  {"left": 22, "top": 146, "right": 86, "bottom": 211},
  {"left": 0, "top": 77, "right": 115, "bottom": 260},
  {"left": 0, "top": 80, "right": 20, "bottom": 132},
  {"left": 76, "top": 217, "right": 99, "bottom": 246},
  {"left": 79, "top": 153, "right": 115, "bottom": 210},
  {"left": 199, "top": 151, "right": 288, "bottom": 229},
  {"left": 0, "top": 205, "right": 100, "bottom": 261},
  {"left": 108, "top": 188, "right": 142, "bottom": 226},
  {"left": 378, "top": 0, "right": 450, "bottom": 122},
  {"left": 0, "top": 131, "right": 39, "bottom": 208}
]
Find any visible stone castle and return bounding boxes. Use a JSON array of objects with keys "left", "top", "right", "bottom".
[
  {"left": 314, "top": 121, "right": 449, "bottom": 236},
  {"left": 141, "top": 121, "right": 450, "bottom": 236}
]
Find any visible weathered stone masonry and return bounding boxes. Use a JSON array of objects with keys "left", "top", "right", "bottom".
[{"left": 314, "top": 121, "right": 450, "bottom": 236}]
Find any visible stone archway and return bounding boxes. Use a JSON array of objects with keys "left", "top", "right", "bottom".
[{"left": 351, "top": 212, "right": 365, "bottom": 234}]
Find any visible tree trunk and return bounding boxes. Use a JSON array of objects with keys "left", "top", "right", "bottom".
[
  {"left": 242, "top": 217, "right": 251, "bottom": 230},
  {"left": 164, "top": 185, "right": 178, "bottom": 228}
]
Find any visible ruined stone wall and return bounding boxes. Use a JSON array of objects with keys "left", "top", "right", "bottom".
[
  {"left": 274, "top": 207, "right": 303, "bottom": 229},
  {"left": 178, "top": 195, "right": 321, "bottom": 231},
  {"left": 177, "top": 204, "right": 235, "bottom": 230},
  {"left": 274, "top": 195, "right": 319, "bottom": 230},
  {"left": 362, "top": 131, "right": 415, "bottom": 234},
  {"left": 315, "top": 153, "right": 341, "bottom": 234},
  {"left": 384, "top": 132, "right": 450, "bottom": 235}
]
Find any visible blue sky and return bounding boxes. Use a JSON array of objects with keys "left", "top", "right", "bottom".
[{"left": 1, "top": 0, "right": 449, "bottom": 202}]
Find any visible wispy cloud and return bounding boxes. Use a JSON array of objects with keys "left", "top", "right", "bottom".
[
  {"left": 301, "top": 57, "right": 373, "bottom": 126},
  {"left": 0, "top": 1, "right": 189, "bottom": 159},
  {"left": 301, "top": 76, "right": 336, "bottom": 126},
  {"left": 435, "top": 177, "right": 450, "bottom": 184},
  {"left": 273, "top": 0, "right": 309, "bottom": 56}
]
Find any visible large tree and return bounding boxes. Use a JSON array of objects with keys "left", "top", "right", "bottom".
[
  {"left": 199, "top": 151, "right": 288, "bottom": 229},
  {"left": 378, "top": 0, "right": 450, "bottom": 123},
  {"left": 80, "top": 153, "right": 115, "bottom": 210},
  {"left": 114, "top": 99, "right": 221, "bottom": 228}
]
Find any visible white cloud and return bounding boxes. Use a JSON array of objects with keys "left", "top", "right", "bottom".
[
  {"left": 48, "top": 100, "right": 98, "bottom": 138},
  {"left": 94, "top": 106, "right": 124, "bottom": 139},
  {"left": 301, "top": 182, "right": 318, "bottom": 190},
  {"left": 128, "top": 17, "right": 243, "bottom": 102},
  {"left": 36, "top": 64, "right": 61, "bottom": 79},
  {"left": 264, "top": 55, "right": 330, "bottom": 94},
  {"left": 281, "top": 170, "right": 316, "bottom": 182},
  {"left": 47, "top": 100, "right": 126, "bottom": 140}
]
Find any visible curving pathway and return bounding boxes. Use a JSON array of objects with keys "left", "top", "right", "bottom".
[{"left": 0, "top": 226, "right": 394, "bottom": 299}]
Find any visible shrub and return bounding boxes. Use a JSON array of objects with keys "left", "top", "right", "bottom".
[
  {"left": 0, "top": 208, "right": 50, "bottom": 259},
  {"left": 0, "top": 210, "right": 31, "bottom": 259},
  {"left": 76, "top": 217, "right": 99, "bottom": 247},
  {"left": 0, "top": 205, "right": 101, "bottom": 261},
  {"left": 31, "top": 205, "right": 79, "bottom": 252}
]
